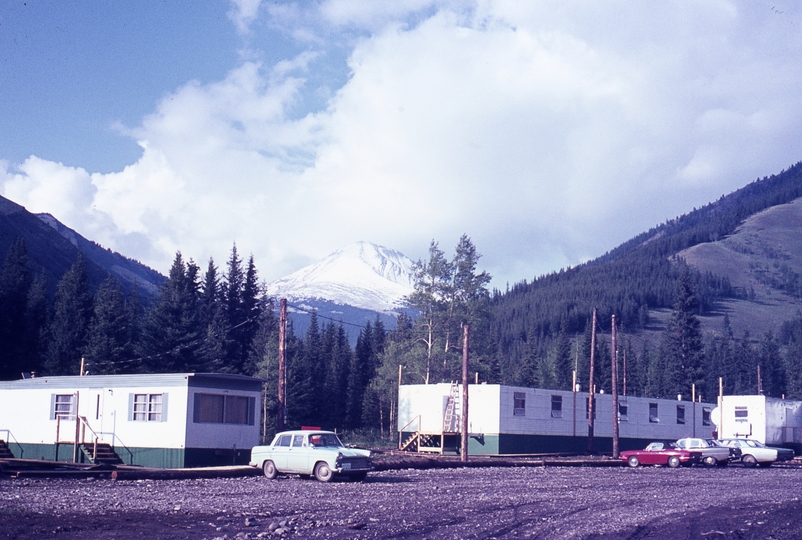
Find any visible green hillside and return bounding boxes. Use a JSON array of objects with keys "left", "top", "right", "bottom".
[{"left": 488, "top": 162, "right": 802, "bottom": 399}]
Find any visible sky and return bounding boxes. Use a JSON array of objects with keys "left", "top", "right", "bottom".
[{"left": 2, "top": 1, "right": 802, "bottom": 290}]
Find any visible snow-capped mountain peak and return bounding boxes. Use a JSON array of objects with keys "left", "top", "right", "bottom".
[{"left": 265, "top": 241, "right": 415, "bottom": 313}]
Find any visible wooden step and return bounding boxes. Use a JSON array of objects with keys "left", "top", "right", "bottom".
[{"left": 0, "top": 440, "right": 15, "bottom": 459}]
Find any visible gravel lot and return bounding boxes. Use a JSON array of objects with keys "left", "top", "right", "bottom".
[{"left": 2, "top": 465, "right": 802, "bottom": 539}]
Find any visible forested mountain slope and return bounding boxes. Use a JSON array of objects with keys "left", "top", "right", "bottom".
[
  {"left": 488, "top": 162, "right": 802, "bottom": 370},
  {"left": 0, "top": 195, "right": 163, "bottom": 300}
]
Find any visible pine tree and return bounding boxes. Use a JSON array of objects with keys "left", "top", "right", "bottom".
[
  {"left": 198, "top": 258, "right": 228, "bottom": 371},
  {"left": 758, "top": 331, "right": 784, "bottom": 397},
  {"left": 658, "top": 268, "right": 705, "bottom": 398},
  {"left": 347, "top": 322, "right": 373, "bottom": 428},
  {"left": 0, "top": 239, "right": 35, "bottom": 379},
  {"left": 140, "top": 252, "right": 202, "bottom": 372},
  {"left": 23, "top": 271, "right": 49, "bottom": 376},
  {"left": 83, "top": 277, "right": 134, "bottom": 374},
  {"left": 43, "top": 254, "right": 93, "bottom": 375}
]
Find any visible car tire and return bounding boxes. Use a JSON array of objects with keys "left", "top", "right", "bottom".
[
  {"left": 742, "top": 454, "right": 758, "bottom": 468},
  {"left": 667, "top": 456, "right": 681, "bottom": 468},
  {"left": 314, "top": 462, "right": 334, "bottom": 482},
  {"left": 262, "top": 460, "right": 278, "bottom": 479},
  {"left": 627, "top": 456, "right": 640, "bottom": 468},
  {"left": 703, "top": 456, "right": 718, "bottom": 467}
]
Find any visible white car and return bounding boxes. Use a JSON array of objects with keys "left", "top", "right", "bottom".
[
  {"left": 675, "top": 438, "right": 736, "bottom": 466},
  {"left": 250, "top": 430, "right": 373, "bottom": 482},
  {"left": 717, "top": 439, "right": 795, "bottom": 468}
]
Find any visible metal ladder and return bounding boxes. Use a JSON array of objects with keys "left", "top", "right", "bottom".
[{"left": 442, "top": 382, "right": 461, "bottom": 432}]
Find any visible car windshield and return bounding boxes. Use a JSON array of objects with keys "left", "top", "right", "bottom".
[
  {"left": 308, "top": 433, "right": 344, "bottom": 447},
  {"left": 743, "top": 440, "right": 764, "bottom": 448}
]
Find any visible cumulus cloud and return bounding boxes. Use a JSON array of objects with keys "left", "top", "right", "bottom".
[
  {"left": 3, "top": 1, "right": 802, "bottom": 287},
  {"left": 228, "top": 0, "right": 263, "bottom": 34}
]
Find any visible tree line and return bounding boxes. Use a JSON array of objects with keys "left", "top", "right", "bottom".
[{"left": 3, "top": 226, "right": 802, "bottom": 439}]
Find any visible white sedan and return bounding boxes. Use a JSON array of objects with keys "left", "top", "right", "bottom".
[
  {"left": 717, "top": 438, "right": 795, "bottom": 468},
  {"left": 250, "top": 430, "right": 373, "bottom": 482}
]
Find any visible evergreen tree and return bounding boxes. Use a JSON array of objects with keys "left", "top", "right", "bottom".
[
  {"left": 197, "top": 258, "right": 228, "bottom": 371},
  {"left": 23, "top": 271, "right": 49, "bottom": 376},
  {"left": 785, "top": 321, "right": 802, "bottom": 399},
  {"left": 43, "top": 254, "right": 93, "bottom": 375},
  {"left": 758, "top": 331, "right": 784, "bottom": 397},
  {"left": 552, "top": 316, "right": 573, "bottom": 390},
  {"left": 223, "top": 244, "right": 246, "bottom": 371},
  {"left": 658, "top": 269, "right": 705, "bottom": 398},
  {"left": 83, "top": 277, "right": 134, "bottom": 374},
  {"left": 0, "top": 239, "right": 35, "bottom": 379},
  {"left": 140, "top": 252, "right": 202, "bottom": 372},
  {"left": 347, "top": 321, "right": 373, "bottom": 428}
]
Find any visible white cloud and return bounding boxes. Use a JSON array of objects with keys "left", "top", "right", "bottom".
[
  {"left": 228, "top": 0, "right": 263, "bottom": 34},
  {"left": 3, "top": 1, "right": 802, "bottom": 287}
]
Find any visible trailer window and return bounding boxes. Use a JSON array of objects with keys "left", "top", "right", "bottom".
[
  {"left": 676, "top": 405, "right": 685, "bottom": 425},
  {"left": 735, "top": 406, "right": 748, "bottom": 419},
  {"left": 649, "top": 403, "right": 659, "bottom": 423},
  {"left": 133, "top": 393, "right": 164, "bottom": 422},
  {"left": 51, "top": 394, "right": 75, "bottom": 420},
  {"left": 702, "top": 407, "right": 712, "bottom": 426},
  {"left": 618, "top": 403, "right": 628, "bottom": 421},
  {"left": 194, "top": 393, "right": 255, "bottom": 425},
  {"left": 551, "top": 395, "right": 562, "bottom": 418},
  {"left": 513, "top": 392, "right": 526, "bottom": 416}
]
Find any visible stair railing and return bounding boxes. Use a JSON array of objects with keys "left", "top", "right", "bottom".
[
  {"left": 89, "top": 431, "right": 135, "bottom": 465},
  {"left": 398, "top": 414, "right": 421, "bottom": 450},
  {"left": 0, "top": 428, "right": 23, "bottom": 459},
  {"left": 78, "top": 416, "right": 100, "bottom": 462}
]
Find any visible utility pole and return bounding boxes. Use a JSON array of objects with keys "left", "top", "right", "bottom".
[
  {"left": 611, "top": 314, "right": 619, "bottom": 459},
  {"left": 461, "top": 324, "right": 470, "bottom": 463},
  {"left": 587, "top": 308, "right": 597, "bottom": 453},
  {"left": 278, "top": 298, "right": 287, "bottom": 432},
  {"left": 757, "top": 365, "right": 763, "bottom": 395}
]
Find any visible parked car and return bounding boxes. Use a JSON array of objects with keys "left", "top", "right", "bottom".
[
  {"left": 250, "top": 430, "right": 373, "bottom": 482},
  {"left": 675, "top": 438, "right": 738, "bottom": 466},
  {"left": 620, "top": 441, "right": 702, "bottom": 468},
  {"left": 717, "top": 438, "right": 795, "bottom": 468}
]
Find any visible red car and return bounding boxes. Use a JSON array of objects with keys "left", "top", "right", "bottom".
[{"left": 621, "top": 441, "right": 702, "bottom": 468}]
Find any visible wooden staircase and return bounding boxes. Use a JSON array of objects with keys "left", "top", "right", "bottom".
[
  {"left": 398, "top": 383, "right": 462, "bottom": 454},
  {"left": 80, "top": 442, "right": 124, "bottom": 465},
  {"left": 0, "top": 440, "right": 16, "bottom": 459}
]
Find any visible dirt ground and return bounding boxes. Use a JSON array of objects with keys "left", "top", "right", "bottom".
[{"left": 2, "top": 465, "right": 802, "bottom": 539}]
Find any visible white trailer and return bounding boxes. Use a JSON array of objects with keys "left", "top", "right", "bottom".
[
  {"left": 398, "top": 383, "right": 716, "bottom": 454},
  {"left": 0, "top": 373, "right": 263, "bottom": 468},
  {"left": 712, "top": 395, "right": 802, "bottom": 453}
]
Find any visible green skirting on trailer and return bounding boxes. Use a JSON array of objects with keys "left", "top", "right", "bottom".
[
  {"left": 5, "top": 443, "right": 250, "bottom": 468},
  {"left": 466, "top": 434, "right": 676, "bottom": 455}
]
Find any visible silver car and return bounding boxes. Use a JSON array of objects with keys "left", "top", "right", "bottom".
[
  {"left": 250, "top": 430, "right": 373, "bottom": 482},
  {"left": 675, "top": 437, "right": 736, "bottom": 466},
  {"left": 717, "top": 438, "right": 795, "bottom": 468}
]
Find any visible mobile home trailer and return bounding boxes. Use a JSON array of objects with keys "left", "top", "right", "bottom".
[
  {"left": 398, "top": 383, "right": 716, "bottom": 454},
  {"left": 712, "top": 395, "right": 802, "bottom": 455},
  {"left": 0, "top": 373, "right": 263, "bottom": 468}
]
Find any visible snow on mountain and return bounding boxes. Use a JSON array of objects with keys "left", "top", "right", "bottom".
[{"left": 265, "top": 241, "right": 415, "bottom": 313}]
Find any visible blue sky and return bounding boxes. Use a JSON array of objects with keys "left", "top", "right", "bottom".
[{"left": 2, "top": 1, "right": 802, "bottom": 288}]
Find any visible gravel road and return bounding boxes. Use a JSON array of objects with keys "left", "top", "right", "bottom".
[{"left": 2, "top": 465, "right": 802, "bottom": 539}]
